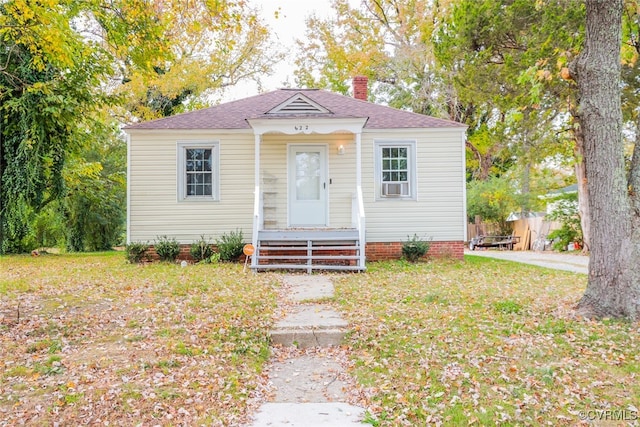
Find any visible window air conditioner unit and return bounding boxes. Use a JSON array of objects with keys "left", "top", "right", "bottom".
[{"left": 382, "top": 182, "right": 403, "bottom": 197}]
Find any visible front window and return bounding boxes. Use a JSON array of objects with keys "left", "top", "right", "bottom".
[
  {"left": 381, "top": 146, "right": 409, "bottom": 197},
  {"left": 375, "top": 140, "right": 416, "bottom": 200},
  {"left": 177, "top": 142, "right": 219, "bottom": 201},
  {"left": 186, "top": 148, "right": 213, "bottom": 196}
]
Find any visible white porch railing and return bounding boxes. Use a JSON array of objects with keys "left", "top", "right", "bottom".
[
  {"left": 251, "top": 185, "right": 261, "bottom": 269},
  {"left": 353, "top": 185, "right": 366, "bottom": 269}
]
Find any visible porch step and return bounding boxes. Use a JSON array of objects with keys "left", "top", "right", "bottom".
[
  {"left": 270, "top": 304, "right": 349, "bottom": 348},
  {"left": 254, "top": 264, "right": 364, "bottom": 272},
  {"left": 253, "top": 229, "right": 365, "bottom": 273},
  {"left": 259, "top": 229, "right": 359, "bottom": 241}
]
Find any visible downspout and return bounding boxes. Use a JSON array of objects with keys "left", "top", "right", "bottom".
[
  {"left": 462, "top": 133, "right": 468, "bottom": 245},
  {"left": 355, "top": 131, "right": 366, "bottom": 269}
]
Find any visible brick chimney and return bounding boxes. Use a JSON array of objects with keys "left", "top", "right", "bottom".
[{"left": 353, "top": 76, "right": 368, "bottom": 101}]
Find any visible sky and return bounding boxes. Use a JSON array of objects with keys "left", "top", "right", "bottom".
[{"left": 221, "top": 0, "right": 339, "bottom": 101}]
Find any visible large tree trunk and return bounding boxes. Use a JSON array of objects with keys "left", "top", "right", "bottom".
[
  {"left": 572, "top": 0, "right": 640, "bottom": 319},
  {"left": 630, "top": 115, "right": 640, "bottom": 214},
  {"left": 572, "top": 126, "right": 591, "bottom": 253}
]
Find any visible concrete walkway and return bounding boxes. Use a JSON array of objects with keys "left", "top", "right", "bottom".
[
  {"left": 465, "top": 249, "right": 589, "bottom": 274},
  {"left": 248, "top": 275, "right": 366, "bottom": 426}
]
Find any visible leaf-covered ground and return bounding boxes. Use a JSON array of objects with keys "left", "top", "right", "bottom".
[
  {"left": 2, "top": 253, "right": 639, "bottom": 426},
  {"left": 0, "top": 252, "right": 280, "bottom": 426},
  {"left": 334, "top": 256, "right": 640, "bottom": 426}
]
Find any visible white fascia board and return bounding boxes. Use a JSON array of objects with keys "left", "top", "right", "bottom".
[
  {"left": 124, "top": 128, "right": 253, "bottom": 137},
  {"left": 362, "top": 127, "right": 467, "bottom": 135},
  {"left": 247, "top": 117, "right": 368, "bottom": 135}
]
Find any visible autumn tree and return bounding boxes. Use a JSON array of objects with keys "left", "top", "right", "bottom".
[
  {"left": 113, "top": 0, "right": 281, "bottom": 121},
  {"left": 0, "top": 0, "right": 280, "bottom": 252},
  {"left": 63, "top": 121, "right": 127, "bottom": 252},
  {"left": 435, "top": 0, "right": 591, "bottom": 246},
  {"left": 0, "top": 1, "right": 108, "bottom": 252},
  {"left": 622, "top": 1, "right": 640, "bottom": 191},
  {"left": 570, "top": 0, "right": 640, "bottom": 319},
  {"left": 295, "top": 0, "right": 453, "bottom": 114}
]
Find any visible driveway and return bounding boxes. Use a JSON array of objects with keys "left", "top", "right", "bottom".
[{"left": 465, "top": 249, "right": 588, "bottom": 274}]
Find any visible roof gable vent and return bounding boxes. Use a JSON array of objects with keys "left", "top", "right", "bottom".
[{"left": 267, "top": 93, "right": 331, "bottom": 115}]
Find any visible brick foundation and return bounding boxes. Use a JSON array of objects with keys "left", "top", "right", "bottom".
[
  {"left": 144, "top": 240, "right": 464, "bottom": 263},
  {"left": 365, "top": 241, "right": 464, "bottom": 261}
]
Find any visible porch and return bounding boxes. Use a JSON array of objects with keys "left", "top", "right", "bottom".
[{"left": 247, "top": 116, "right": 367, "bottom": 272}]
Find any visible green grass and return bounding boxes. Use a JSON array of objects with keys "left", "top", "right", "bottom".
[
  {"left": 0, "top": 251, "right": 280, "bottom": 426},
  {"left": 334, "top": 257, "right": 640, "bottom": 426}
]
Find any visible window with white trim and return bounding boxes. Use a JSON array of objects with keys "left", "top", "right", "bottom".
[
  {"left": 177, "top": 142, "right": 219, "bottom": 201},
  {"left": 374, "top": 140, "right": 416, "bottom": 200}
]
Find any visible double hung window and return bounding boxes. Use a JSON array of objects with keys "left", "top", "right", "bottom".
[
  {"left": 177, "top": 142, "right": 219, "bottom": 201},
  {"left": 375, "top": 140, "right": 416, "bottom": 200}
]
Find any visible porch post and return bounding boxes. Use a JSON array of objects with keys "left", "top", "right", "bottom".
[
  {"left": 355, "top": 132, "right": 362, "bottom": 187},
  {"left": 254, "top": 133, "right": 261, "bottom": 188}
]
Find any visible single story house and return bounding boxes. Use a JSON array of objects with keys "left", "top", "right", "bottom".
[{"left": 125, "top": 77, "right": 467, "bottom": 271}]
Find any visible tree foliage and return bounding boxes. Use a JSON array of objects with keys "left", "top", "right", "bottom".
[
  {"left": 0, "top": 0, "right": 279, "bottom": 253},
  {"left": 546, "top": 192, "right": 582, "bottom": 251},
  {"left": 114, "top": 0, "right": 282, "bottom": 120},
  {"left": 436, "top": 0, "right": 584, "bottom": 180},
  {"left": 0, "top": 2, "right": 107, "bottom": 252},
  {"left": 466, "top": 175, "right": 525, "bottom": 235},
  {"left": 295, "top": 0, "right": 453, "bottom": 115},
  {"left": 63, "top": 124, "right": 126, "bottom": 252}
]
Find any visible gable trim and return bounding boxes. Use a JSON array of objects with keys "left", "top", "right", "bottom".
[{"left": 267, "top": 93, "right": 331, "bottom": 115}]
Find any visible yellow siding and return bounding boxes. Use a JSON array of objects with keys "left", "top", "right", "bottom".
[
  {"left": 128, "top": 130, "right": 255, "bottom": 243},
  {"left": 128, "top": 127, "right": 466, "bottom": 244},
  {"left": 360, "top": 129, "right": 466, "bottom": 242},
  {"left": 260, "top": 134, "right": 355, "bottom": 229}
]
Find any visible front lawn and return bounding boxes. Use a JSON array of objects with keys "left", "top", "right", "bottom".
[
  {"left": 335, "top": 257, "right": 640, "bottom": 426},
  {"left": 2, "top": 253, "right": 638, "bottom": 426},
  {"left": 0, "top": 252, "right": 280, "bottom": 426}
]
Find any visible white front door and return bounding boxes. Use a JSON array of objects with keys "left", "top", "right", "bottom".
[{"left": 288, "top": 144, "right": 328, "bottom": 227}]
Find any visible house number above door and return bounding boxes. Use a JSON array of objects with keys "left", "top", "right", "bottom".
[{"left": 294, "top": 124, "right": 310, "bottom": 131}]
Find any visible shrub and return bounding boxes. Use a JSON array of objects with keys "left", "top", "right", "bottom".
[
  {"left": 402, "top": 234, "right": 432, "bottom": 262},
  {"left": 546, "top": 193, "right": 582, "bottom": 251},
  {"left": 548, "top": 226, "right": 581, "bottom": 251},
  {"left": 190, "top": 235, "right": 213, "bottom": 262},
  {"left": 216, "top": 229, "right": 244, "bottom": 262},
  {"left": 154, "top": 235, "right": 181, "bottom": 262},
  {"left": 126, "top": 241, "right": 149, "bottom": 263}
]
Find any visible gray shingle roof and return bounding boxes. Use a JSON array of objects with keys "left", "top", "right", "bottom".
[{"left": 125, "top": 88, "right": 465, "bottom": 130}]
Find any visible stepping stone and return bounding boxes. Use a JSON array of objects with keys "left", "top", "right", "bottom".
[
  {"left": 250, "top": 275, "right": 367, "bottom": 426},
  {"left": 268, "top": 354, "right": 348, "bottom": 402},
  {"left": 250, "top": 402, "right": 365, "bottom": 426},
  {"left": 283, "top": 275, "right": 335, "bottom": 302},
  {"left": 270, "top": 304, "right": 348, "bottom": 348}
]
